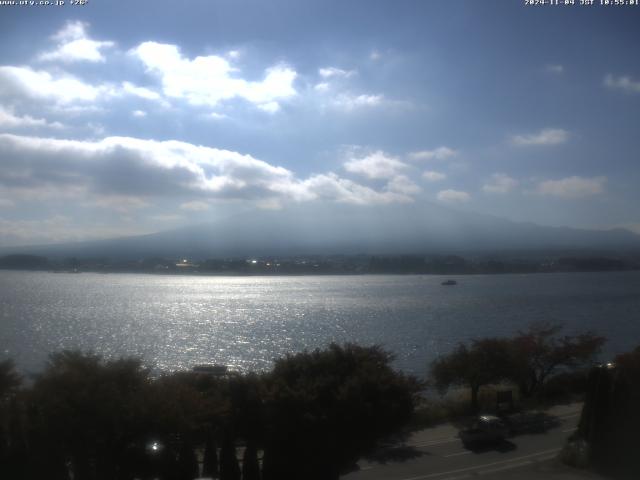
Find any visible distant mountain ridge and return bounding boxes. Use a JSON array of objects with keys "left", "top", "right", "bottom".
[{"left": 2, "top": 204, "right": 639, "bottom": 260}]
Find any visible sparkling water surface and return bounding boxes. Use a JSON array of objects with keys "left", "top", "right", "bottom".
[{"left": 1, "top": 270, "right": 640, "bottom": 377}]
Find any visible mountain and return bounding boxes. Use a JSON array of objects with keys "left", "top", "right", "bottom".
[{"left": 2, "top": 203, "right": 640, "bottom": 260}]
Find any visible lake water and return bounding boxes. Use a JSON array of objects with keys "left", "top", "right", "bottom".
[{"left": 1, "top": 270, "right": 640, "bottom": 378}]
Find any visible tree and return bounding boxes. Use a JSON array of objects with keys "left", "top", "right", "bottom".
[
  {"left": 176, "top": 439, "right": 199, "bottom": 480},
  {"left": 430, "top": 338, "right": 511, "bottom": 412},
  {"left": 242, "top": 440, "right": 260, "bottom": 480},
  {"left": 508, "top": 323, "right": 605, "bottom": 397},
  {"left": 219, "top": 434, "right": 241, "bottom": 480},
  {"left": 28, "top": 351, "right": 153, "bottom": 480},
  {"left": 262, "top": 343, "right": 420, "bottom": 480},
  {"left": 0, "top": 359, "right": 21, "bottom": 400},
  {"left": 202, "top": 432, "right": 219, "bottom": 478},
  {"left": 0, "top": 360, "right": 25, "bottom": 480},
  {"left": 573, "top": 346, "right": 640, "bottom": 477}
]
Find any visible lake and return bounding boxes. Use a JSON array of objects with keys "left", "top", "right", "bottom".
[{"left": 1, "top": 270, "right": 639, "bottom": 378}]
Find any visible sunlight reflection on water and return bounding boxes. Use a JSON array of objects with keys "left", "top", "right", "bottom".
[{"left": 1, "top": 271, "right": 640, "bottom": 377}]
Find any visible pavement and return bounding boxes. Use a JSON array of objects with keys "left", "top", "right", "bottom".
[{"left": 342, "top": 403, "right": 607, "bottom": 480}]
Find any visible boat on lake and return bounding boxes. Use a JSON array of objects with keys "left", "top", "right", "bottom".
[{"left": 441, "top": 279, "right": 457, "bottom": 286}]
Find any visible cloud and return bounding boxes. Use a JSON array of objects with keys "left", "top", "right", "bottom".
[
  {"left": 258, "top": 101, "right": 280, "bottom": 113},
  {"left": 314, "top": 82, "right": 330, "bottom": 92},
  {"left": 0, "top": 65, "right": 113, "bottom": 105},
  {"left": 370, "top": 51, "right": 381, "bottom": 61},
  {"left": 482, "top": 173, "right": 518, "bottom": 194},
  {"left": 386, "top": 175, "right": 421, "bottom": 195},
  {"left": 409, "top": 146, "right": 457, "bottom": 161},
  {"left": 256, "top": 198, "right": 284, "bottom": 210},
  {"left": 89, "top": 195, "right": 151, "bottom": 213},
  {"left": 205, "top": 112, "right": 227, "bottom": 120},
  {"left": 332, "top": 93, "right": 384, "bottom": 110},
  {"left": 536, "top": 176, "right": 606, "bottom": 198},
  {"left": 545, "top": 64, "right": 564, "bottom": 74},
  {"left": 150, "top": 214, "right": 184, "bottom": 223},
  {"left": 0, "top": 198, "right": 14, "bottom": 207},
  {"left": 0, "top": 182, "right": 88, "bottom": 204},
  {"left": 121, "top": 81, "right": 162, "bottom": 101},
  {"left": 342, "top": 152, "right": 422, "bottom": 199},
  {"left": 422, "top": 170, "right": 446, "bottom": 182},
  {"left": 0, "top": 133, "right": 295, "bottom": 199},
  {"left": 38, "top": 21, "right": 115, "bottom": 63},
  {"left": 0, "top": 215, "right": 149, "bottom": 246},
  {"left": 344, "top": 151, "right": 407, "bottom": 179},
  {"left": 0, "top": 106, "right": 63, "bottom": 129},
  {"left": 604, "top": 74, "right": 640, "bottom": 94},
  {"left": 0, "top": 133, "right": 413, "bottom": 209},
  {"left": 436, "top": 189, "right": 470, "bottom": 204},
  {"left": 180, "top": 200, "right": 210, "bottom": 211},
  {"left": 319, "top": 67, "right": 356, "bottom": 79},
  {"left": 132, "top": 110, "right": 147, "bottom": 118},
  {"left": 299, "top": 173, "right": 413, "bottom": 205},
  {"left": 511, "top": 128, "right": 568, "bottom": 146},
  {"left": 131, "top": 41, "right": 297, "bottom": 110},
  {"left": 88, "top": 122, "right": 106, "bottom": 135}
]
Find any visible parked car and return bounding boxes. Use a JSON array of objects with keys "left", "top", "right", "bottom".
[
  {"left": 500, "top": 411, "right": 556, "bottom": 435},
  {"left": 459, "top": 415, "right": 509, "bottom": 446}
]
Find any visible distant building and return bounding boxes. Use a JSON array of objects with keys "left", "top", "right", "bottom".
[{"left": 175, "top": 259, "right": 198, "bottom": 269}]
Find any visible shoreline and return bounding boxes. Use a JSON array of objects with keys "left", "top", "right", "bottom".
[{"left": 2, "top": 266, "right": 639, "bottom": 277}]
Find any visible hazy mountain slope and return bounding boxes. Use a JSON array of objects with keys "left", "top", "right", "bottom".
[{"left": 2, "top": 204, "right": 640, "bottom": 260}]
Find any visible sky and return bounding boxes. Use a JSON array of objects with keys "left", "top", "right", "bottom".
[{"left": 0, "top": 0, "right": 639, "bottom": 247}]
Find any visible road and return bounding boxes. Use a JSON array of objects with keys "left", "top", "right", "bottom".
[{"left": 341, "top": 403, "right": 598, "bottom": 480}]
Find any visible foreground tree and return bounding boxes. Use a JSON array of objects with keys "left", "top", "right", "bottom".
[
  {"left": 508, "top": 322, "right": 605, "bottom": 397},
  {"left": 1, "top": 345, "right": 421, "bottom": 480},
  {"left": 242, "top": 440, "right": 261, "bottom": 480},
  {"left": 0, "top": 359, "right": 21, "bottom": 400},
  {"left": 262, "top": 343, "right": 420, "bottom": 480},
  {"left": 0, "top": 360, "right": 24, "bottom": 480},
  {"left": 176, "top": 439, "right": 199, "bottom": 480},
  {"left": 28, "top": 351, "right": 153, "bottom": 480},
  {"left": 219, "top": 433, "right": 241, "bottom": 480},
  {"left": 202, "top": 432, "right": 219, "bottom": 478},
  {"left": 569, "top": 346, "right": 640, "bottom": 477},
  {"left": 430, "top": 338, "right": 511, "bottom": 412}
]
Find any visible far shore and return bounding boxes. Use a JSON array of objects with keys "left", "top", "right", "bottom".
[{"left": 1, "top": 251, "right": 639, "bottom": 277}]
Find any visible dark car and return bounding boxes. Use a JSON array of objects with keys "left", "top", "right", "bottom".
[{"left": 459, "top": 415, "right": 509, "bottom": 446}]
